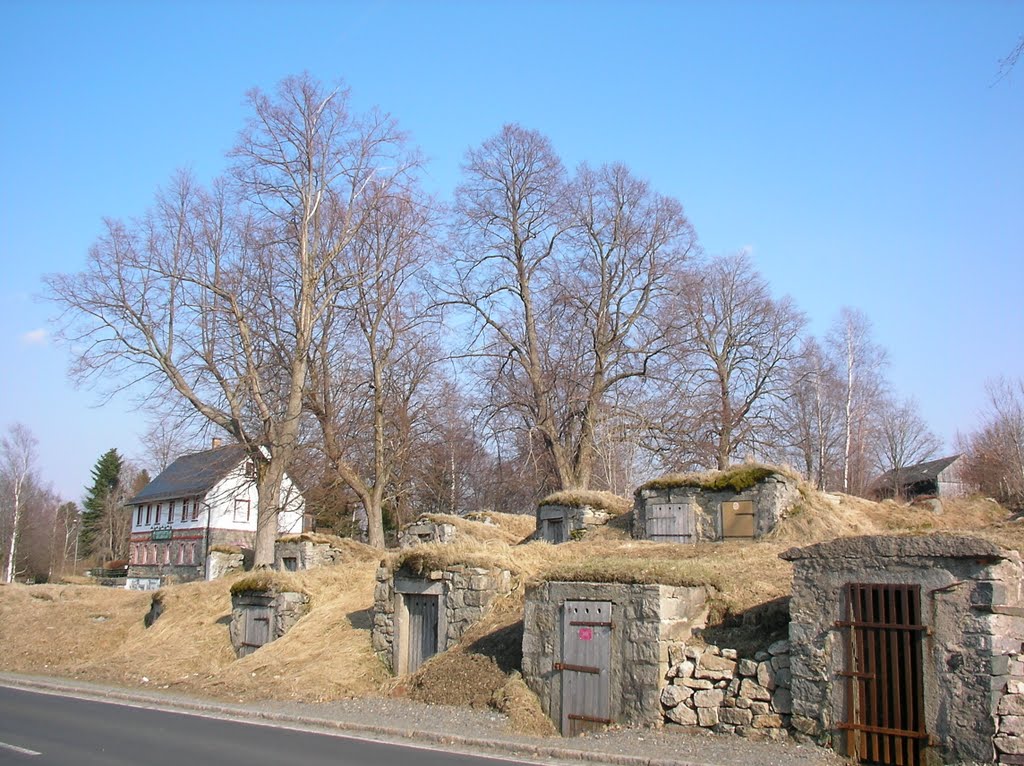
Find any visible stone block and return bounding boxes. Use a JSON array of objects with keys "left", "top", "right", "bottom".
[
  {"left": 1010, "top": 681, "right": 1024, "bottom": 695},
  {"left": 676, "top": 677, "right": 713, "bottom": 690},
  {"left": 1003, "top": 716, "right": 1024, "bottom": 736},
  {"left": 750, "top": 701, "right": 771, "bottom": 716},
  {"left": 697, "top": 707, "right": 720, "bottom": 727},
  {"left": 719, "top": 707, "right": 753, "bottom": 726},
  {"left": 767, "top": 639, "right": 790, "bottom": 656},
  {"left": 712, "top": 723, "right": 736, "bottom": 735},
  {"left": 774, "top": 668, "right": 792, "bottom": 688},
  {"left": 771, "top": 654, "right": 790, "bottom": 670},
  {"left": 791, "top": 715, "right": 821, "bottom": 736},
  {"left": 666, "top": 703, "right": 698, "bottom": 725},
  {"left": 661, "top": 685, "right": 690, "bottom": 708},
  {"left": 693, "top": 689, "right": 725, "bottom": 708},
  {"left": 753, "top": 714, "right": 784, "bottom": 729},
  {"left": 738, "top": 658, "right": 758, "bottom": 677},
  {"left": 673, "top": 660, "right": 695, "bottom": 679},
  {"left": 740, "top": 679, "right": 772, "bottom": 702},
  {"left": 756, "top": 661, "right": 776, "bottom": 690},
  {"left": 1000, "top": 695, "right": 1024, "bottom": 716},
  {"left": 736, "top": 697, "right": 752, "bottom": 710},
  {"left": 721, "top": 648, "right": 738, "bottom": 660},
  {"left": 996, "top": 735, "right": 1024, "bottom": 755},
  {"left": 772, "top": 687, "right": 793, "bottom": 714}
]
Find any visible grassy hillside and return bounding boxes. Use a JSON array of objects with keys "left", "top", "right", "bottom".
[{"left": 0, "top": 495, "right": 1015, "bottom": 731}]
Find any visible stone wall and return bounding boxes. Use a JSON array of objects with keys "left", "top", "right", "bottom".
[
  {"left": 397, "top": 517, "right": 457, "bottom": 548},
  {"left": 633, "top": 473, "right": 799, "bottom": 543},
  {"left": 372, "top": 564, "right": 512, "bottom": 673},
  {"left": 206, "top": 549, "right": 245, "bottom": 580},
  {"left": 274, "top": 538, "right": 349, "bottom": 570},
  {"left": 536, "top": 503, "right": 613, "bottom": 543},
  {"left": 522, "top": 581, "right": 711, "bottom": 731},
  {"left": 661, "top": 640, "right": 791, "bottom": 740},
  {"left": 782, "top": 534, "right": 1024, "bottom": 764},
  {"left": 229, "top": 589, "right": 310, "bottom": 657}
]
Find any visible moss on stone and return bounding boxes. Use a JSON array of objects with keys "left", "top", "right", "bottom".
[{"left": 637, "top": 464, "right": 790, "bottom": 495}]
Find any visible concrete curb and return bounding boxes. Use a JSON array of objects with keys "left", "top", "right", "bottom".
[{"left": 0, "top": 674, "right": 711, "bottom": 766}]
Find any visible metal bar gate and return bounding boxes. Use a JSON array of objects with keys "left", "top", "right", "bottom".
[{"left": 836, "top": 583, "right": 928, "bottom": 766}]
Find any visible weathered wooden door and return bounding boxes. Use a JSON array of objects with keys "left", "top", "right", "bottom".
[
  {"left": 558, "top": 600, "right": 612, "bottom": 736},
  {"left": 541, "top": 515, "right": 568, "bottom": 543},
  {"left": 837, "top": 583, "right": 927, "bottom": 766},
  {"left": 239, "top": 605, "right": 272, "bottom": 657},
  {"left": 645, "top": 500, "right": 694, "bottom": 543},
  {"left": 405, "top": 593, "right": 439, "bottom": 673},
  {"left": 721, "top": 500, "right": 755, "bottom": 538}
]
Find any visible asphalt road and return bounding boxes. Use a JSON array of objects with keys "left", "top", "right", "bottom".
[{"left": 0, "top": 686, "right": 537, "bottom": 766}]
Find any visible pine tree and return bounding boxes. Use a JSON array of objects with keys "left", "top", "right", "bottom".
[{"left": 81, "top": 448, "right": 123, "bottom": 557}]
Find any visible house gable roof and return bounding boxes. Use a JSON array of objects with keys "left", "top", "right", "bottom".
[
  {"left": 128, "top": 444, "right": 249, "bottom": 505},
  {"left": 873, "top": 454, "right": 962, "bottom": 491}
]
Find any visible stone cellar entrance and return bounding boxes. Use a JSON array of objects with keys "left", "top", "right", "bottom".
[
  {"left": 837, "top": 583, "right": 927, "bottom": 766},
  {"left": 559, "top": 600, "right": 612, "bottom": 735}
]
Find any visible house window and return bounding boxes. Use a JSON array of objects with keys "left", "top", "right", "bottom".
[
  {"left": 136, "top": 507, "right": 143, "bottom": 526},
  {"left": 244, "top": 460, "right": 255, "bottom": 478},
  {"left": 180, "top": 500, "right": 187, "bottom": 523},
  {"left": 233, "top": 498, "right": 250, "bottom": 523},
  {"left": 155, "top": 504, "right": 162, "bottom": 525},
  {"left": 282, "top": 556, "right": 298, "bottom": 572},
  {"left": 191, "top": 498, "right": 200, "bottom": 521},
  {"left": 145, "top": 505, "right": 152, "bottom": 525}
]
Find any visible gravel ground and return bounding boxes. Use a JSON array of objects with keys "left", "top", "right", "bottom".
[{"left": 0, "top": 673, "right": 846, "bottom": 766}]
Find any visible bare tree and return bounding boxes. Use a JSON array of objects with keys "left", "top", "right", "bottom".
[
  {"left": 656, "top": 253, "right": 806, "bottom": 470},
  {"left": 873, "top": 397, "right": 942, "bottom": 498},
  {"left": 448, "top": 125, "right": 697, "bottom": 491},
  {"left": 305, "top": 190, "right": 441, "bottom": 547},
  {"left": 960, "top": 377, "right": 1024, "bottom": 509},
  {"left": 826, "top": 307, "right": 888, "bottom": 495},
  {"left": 1, "top": 423, "right": 39, "bottom": 583},
  {"left": 777, "top": 337, "right": 845, "bottom": 489},
  {"left": 47, "top": 75, "right": 416, "bottom": 565}
]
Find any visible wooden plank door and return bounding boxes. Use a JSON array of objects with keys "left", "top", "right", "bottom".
[
  {"left": 405, "top": 593, "right": 439, "bottom": 673},
  {"left": 543, "top": 517, "right": 567, "bottom": 544},
  {"left": 837, "top": 583, "right": 927, "bottom": 766},
  {"left": 721, "top": 500, "right": 755, "bottom": 538},
  {"left": 645, "top": 501, "right": 694, "bottom": 542},
  {"left": 559, "top": 600, "right": 612, "bottom": 736},
  {"left": 240, "top": 606, "right": 272, "bottom": 657}
]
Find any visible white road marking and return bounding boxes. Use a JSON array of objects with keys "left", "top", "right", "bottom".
[{"left": 0, "top": 740, "right": 41, "bottom": 756}]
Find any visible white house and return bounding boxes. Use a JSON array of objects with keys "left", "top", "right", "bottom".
[{"left": 125, "top": 441, "right": 305, "bottom": 590}]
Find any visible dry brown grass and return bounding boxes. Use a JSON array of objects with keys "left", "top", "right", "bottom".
[
  {"left": 537, "top": 490, "right": 632, "bottom": 516},
  {"left": 638, "top": 462, "right": 798, "bottom": 494},
  {"left": 1, "top": 488, "right": 1017, "bottom": 726},
  {"left": 420, "top": 512, "right": 534, "bottom": 545}
]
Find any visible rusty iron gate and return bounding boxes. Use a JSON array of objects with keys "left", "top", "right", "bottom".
[
  {"left": 836, "top": 583, "right": 928, "bottom": 766},
  {"left": 557, "top": 600, "right": 612, "bottom": 736},
  {"left": 406, "top": 593, "right": 439, "bottom": 673}
]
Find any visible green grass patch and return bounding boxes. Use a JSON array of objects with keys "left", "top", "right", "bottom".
[{"left": 638, "top": 463, "right": 791, "bottom": 494}]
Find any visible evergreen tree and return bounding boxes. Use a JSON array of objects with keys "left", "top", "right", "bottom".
[{"left": 81, "top": 448, "right": 122, "bottom": 557}]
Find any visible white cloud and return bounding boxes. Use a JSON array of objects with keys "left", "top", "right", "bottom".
[{"left": 20, "top": 328, "right": 47, "bottom": 346}]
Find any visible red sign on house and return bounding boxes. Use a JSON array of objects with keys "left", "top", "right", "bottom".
[{"left": 578, "top": 627, "right": 593, "bottom": 641}]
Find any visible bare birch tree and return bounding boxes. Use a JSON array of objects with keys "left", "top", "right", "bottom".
[
  {"left": 47, "top": 74, "right": 416, "bottom": 565},
  {"left": 826, "top": 307, "right": 888, "bottom": 495},
  {"left": 1, "top": 423, "right": 39, "bottom": 583},
  {"left": 960, "top": 377, "right": 1024, "bottom": 509},
  {"left": 448, "top": 125, "right": 697, "bottom": 491}
]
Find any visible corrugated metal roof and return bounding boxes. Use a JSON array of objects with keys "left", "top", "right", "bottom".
[{"left": 128, "top": 444, "right": 249, "bottom": 505}]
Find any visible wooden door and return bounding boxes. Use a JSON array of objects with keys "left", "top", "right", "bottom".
[
  {"left": 239, "top": 606, "right": 272, "bottom": 657},
  {"left": 838, "top": 583, "right": 927, "bottom": 766},
  {"left": 721, "top": 500, "right": 755, "bottom": 538},
  {"left": 542, "top": 516, "right": 567, "bottom": 543},
  {"left": 559, "top": 600, "right": 612, "bottom": 736},
  {"left": 645, "top": 501, "right": 694, "bottom": 542},
  {"left": 405, "top": 593, "right": 439, "bottom": 673}
]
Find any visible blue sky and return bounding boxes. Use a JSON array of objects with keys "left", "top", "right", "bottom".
[{"left": 1, "top": 0, "right": 1021, "bottom": 502}]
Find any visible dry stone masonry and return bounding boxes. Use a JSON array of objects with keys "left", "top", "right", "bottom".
[
  {"left": 274, "top": 536, "right": 352, "bottom": 570},
  {"left": 522, "top": 581, "right": 712, "bottom": 733},
  {"left": 634, "top": 472, "right": 799, "bottom": 543},
  {"left": 661, "top": 640, "right": 791, "bottom": 740},
  {"left": 372, "top": 563, "right": 512, "bottom": 674},
  {"left": 782, "top": 534, "right": 1024, "bottom": 764},
  {"left": 535, "top": 502, "right": 614, "bottom": 543},
  {"left": 397, "top": 516, "right": 457, "bottom": 548}
]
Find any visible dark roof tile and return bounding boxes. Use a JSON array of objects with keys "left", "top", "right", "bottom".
[{"left": 129, "top": 444, "right": 249, "bottom": 504}]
